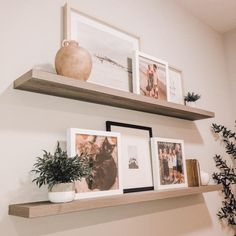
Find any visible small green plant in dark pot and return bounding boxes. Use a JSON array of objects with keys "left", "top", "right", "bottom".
[
  {"left": 184, "top": 92, "right": 201, "bottom": 107},
  {"left": 31, "top": 142, "right": 92, "bottom": 203}
]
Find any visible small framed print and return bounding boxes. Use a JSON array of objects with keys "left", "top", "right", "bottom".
[
  {"left": 151, "top": 138, "right": 188, "bottom": 190},
  {"left": 168, "top": 66, "right": 184, "bottom": 105},
  {"left": 133, "top": 51, "right": 169, "bottom": 101},
  {"left": 64, "top": 3, "right": 139, "bottom": 92},
  {"left": 67, "top": 128, "right": 123, "bottom": 199},
  {"left": 106, "top": 121, "right": 154, "bottom": 193}
]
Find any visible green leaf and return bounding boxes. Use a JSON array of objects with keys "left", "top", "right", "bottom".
[{"left": 31, "top": 142, "right": 92, "bottom": 190}]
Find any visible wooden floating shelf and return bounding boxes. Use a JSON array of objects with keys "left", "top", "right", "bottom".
[
  {"left": 14, "top": 69, "right": 215, "bottom": 121},
  {"left": 9, "top": 185, "right": 221, "bottom": 218}
]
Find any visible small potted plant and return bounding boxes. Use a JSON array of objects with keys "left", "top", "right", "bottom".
[
  {"left": 184, "top": 92, "right": 201, "bottom": 107},
  {"left": 31, "top": 142, "right": 92, "bottom": 203}
]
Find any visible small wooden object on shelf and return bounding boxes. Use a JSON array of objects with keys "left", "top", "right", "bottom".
[
  {"left": 186, "top": 159, "right": 201, "bottom": 187},
  {"left": 9, "top": 185, "right": 221, "bottom": 218},
  {"left": 14, "top": 69, "right": 215, "bottom": 121}
]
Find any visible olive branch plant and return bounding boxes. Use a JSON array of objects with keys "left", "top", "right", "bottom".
[{"left": 212, "top": 123, "right": 236, "bottom": 231}]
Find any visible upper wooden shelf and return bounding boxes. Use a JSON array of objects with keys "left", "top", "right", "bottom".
[
  {"left": 14, "top": 69, "right": 215, "bottom": 121},
  {"left": 8, "top": 185, "right": 221, "bottom": 218}
]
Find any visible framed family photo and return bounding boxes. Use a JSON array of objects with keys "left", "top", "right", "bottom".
[
  {"left": 133, "top": 51, "right": 169, "bottom": 101},
  {"left": 151, "top": 138, "right": 188, "bottom": 190},
  {"left": 168, "top": 66, "right": 184, "bottom": 105},
  {"left": 64, "top": 3, "right": 139, "bottom": 92},
  {"left": 106, "top": 121, "right": 154, "bottom": 193},
  {"left": 67, "top": 128, "right": 123, "bottom": 199}
]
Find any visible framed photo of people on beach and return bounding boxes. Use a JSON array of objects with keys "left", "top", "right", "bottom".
[
  {"left": 67, "top": 128, "right": 123, "bottom": 199},
  {"left": 106, "top": 121, "right": 154, "bottom": 193},
  {"left": 151, "top": 137, "right": 188, "bottom": 190},
  {"left": 168, "top": 66, "right": 184, "bottom": 105},
  {"left": 133, "top": 51, "right": 169, "bottom": 101},
  {"left": 64, "top": 3, "right": 139, "bottom": 92}
]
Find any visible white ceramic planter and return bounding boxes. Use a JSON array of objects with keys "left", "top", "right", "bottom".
[
  {"left": 185, "top": 101, "right": 196, "bottom": 108},
  {"left": 48, "top": 182, "right": 75, "bottom": 203},
  {"left": 200, "top": 171, "right": 210, "bottom": 185}
]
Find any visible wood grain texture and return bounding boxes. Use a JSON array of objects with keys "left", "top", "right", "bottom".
[
  {"left": 14, "top": 69, "right": 215, "bottom": 121},
  {"left": 8, "top": 185, "right": 221, "bottom": 218}
]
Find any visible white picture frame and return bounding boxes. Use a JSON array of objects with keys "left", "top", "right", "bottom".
[
  {"left": 106, "top": 121, "right": 154, "bottom": 193},
  {"left": 133, "top": 51, "right": 169, "bottom": 101},
  {"left": 167, "top": 66, "right": 184, "bottom": 105},
  {"left": 67, "top": 128, "right": 123, "bottom": 199},
  {"left": 151, "top": 137, "right": 188, "bottom": 190},
  {"left": 64, "top": 3, "right": 139, "bottom": 92}
]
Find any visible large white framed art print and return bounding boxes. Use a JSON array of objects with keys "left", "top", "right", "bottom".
[{"left": 64, "top": 3, "right": 139, "bottom": 92}]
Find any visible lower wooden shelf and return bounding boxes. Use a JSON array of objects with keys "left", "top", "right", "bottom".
[{"left": 9, "top": 185, "right": 221, "bottom": 218}]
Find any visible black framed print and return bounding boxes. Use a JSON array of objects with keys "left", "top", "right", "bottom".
[{"left": 106, "top": 121, "right": 154, "bottom": 193}]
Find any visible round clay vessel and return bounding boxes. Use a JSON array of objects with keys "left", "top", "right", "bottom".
[{"left": 55, "top": 40, "right": 92, "bottom": 81}]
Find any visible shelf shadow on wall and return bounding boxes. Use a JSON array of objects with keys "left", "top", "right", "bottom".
[
  {"left": 0, "top": 85, "right": 205, "bottom": 146},
  {"left": 7, "top": 194, "right": 214, "bottom": 236}
]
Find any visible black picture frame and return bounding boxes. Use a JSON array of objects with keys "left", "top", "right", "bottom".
[{"left": 106, "top": 121, "right": 154, "bottom": 193}]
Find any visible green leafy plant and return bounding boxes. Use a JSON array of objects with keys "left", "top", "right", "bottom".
[
  {"left": 212, "top": 123, "right": 236, "bottom": 230},
  {"left": 184, "top": 92, "right": 201, "bottom": 102},
  {"left": 31, "top": 142, "right": 92, "bottom": 190}
]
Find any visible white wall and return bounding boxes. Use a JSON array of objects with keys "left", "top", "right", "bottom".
[
  {"left": 0, "top": 0, "right": 234, "bottom": 235},
  {"left": 224, "top": 28, "right": 236, "bottom": 117}
]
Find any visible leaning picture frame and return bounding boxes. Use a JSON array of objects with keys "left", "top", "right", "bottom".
[
  {"left": 167, "top": 66, "right": 184, "bottom": 105},
  {"left": 133, "top": 51, "right": 169, "bottom": 101},
  {"left": 67, "top": 128, "right": 123, "bottom": 199},
  {"left": 106, "top": 121, "right": 154, "bottom": 193},
  {"left": 151, "top": 137, "right": 188, "bottom": 190},
  {"left": 64, "top": 3, "right": 139, "bottom": 92}
]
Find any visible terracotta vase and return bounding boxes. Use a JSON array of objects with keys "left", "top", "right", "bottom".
[{"left": 55, "top": 40, "right": 92, "bottom": 81}]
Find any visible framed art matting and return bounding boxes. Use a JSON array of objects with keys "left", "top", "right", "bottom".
[
  {"left": 106, "top": 121, "right": 154, "bottom": 193},
  {"left": 64, "top": 3, "right": 139, "bottom": 92},
  {"left": 133, "top": 51, "right": 169, "bottom": 101},
  {"left": 151, "top": 137, "right": 188, "bottom": 190},
  {"left": 168, "top": 66, "right": 184, "bottom": 105},
  {"left": 67, "top": 128, "right": 123, "bottom": 199}
]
